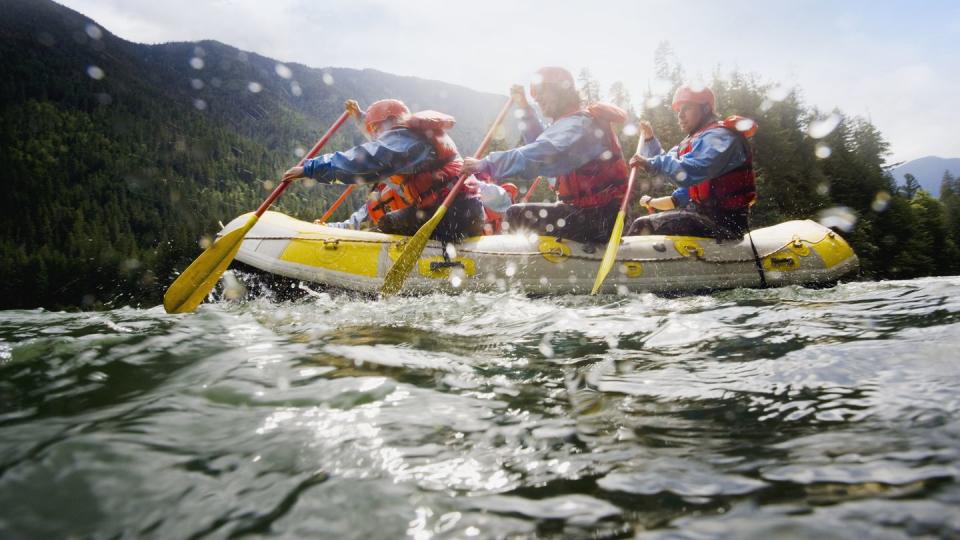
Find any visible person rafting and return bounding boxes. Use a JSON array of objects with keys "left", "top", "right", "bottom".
[
  {"left": 282, "top": 98, "right": 484, "bottom": 242},
  {"left": 459, "top": 67, "right": 630, "bottom": 243},
  {"left": 626, "top": 84, "right": 758, "bottom": 240}
]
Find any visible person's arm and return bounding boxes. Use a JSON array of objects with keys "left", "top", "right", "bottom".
[
  {"left": 301, "top": 131, "right": 434, "bottom": 183},
  {"left": 639, "top": 137, "right": 663, "bottom": 159},
  {"left": 511, "top": 84, "right": 544, "bottom": 143},
  {"left": 474, "top": 116, "right": 606, "bottom": 180},
  {"left": 648, "top": 129, "right": 748, "bottom": 188}
]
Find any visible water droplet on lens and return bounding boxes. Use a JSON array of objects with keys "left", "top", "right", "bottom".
[
  {"left": 622, "top": 123, "right": 638, "bottom": 136},
  {"left": 190, "top": 78, "right": 204, "bottom": 90},
  {"left": 193, "top": 99, "right": 207, "bottom": 110},
  {"left": 86, "top": 65, "right": 104, "bottom": 80},
  {"left": 815, "top": 143, "right": 832, "bottom": 159},
  {"left": 871, "top": 191, "right": 891, "bottom": 212},
  {"left": 322, "top": 72, "right": 334, "bottom": 85},
  {"left": 248, "top": 81, "right": 262, "bottom": 93},
  {"left": 85, "top": 24, "right": 103, "bottom": 40},
  {"left": 189, "top": 57, "right": 204, "bottom": 70},
  {"left": 275, "top": 63, "right": 292, "bottom": 79},
  {"left": 807, "top": 114, "right": 841, "bottom": 139},
  {"left": 816, "top": 206, "right": 857, "bottom": 231},
  {"left": 735, "top": 118, "right": 755, "bottom": 132}
]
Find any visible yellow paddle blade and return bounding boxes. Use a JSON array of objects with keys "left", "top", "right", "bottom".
[
  {"left": 163, "top": 215, "right": 258, "bottom": 313},
  {"left": 380, "top": 205, "right": 448, "bottom": 296},
  {"left": 590, "top": 210, "right": 627, "bottom": 295}
]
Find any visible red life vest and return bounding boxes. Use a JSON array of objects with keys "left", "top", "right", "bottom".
[
  {"left": 392, "top": 111, "right": 464, "bottom": 208},
  {"left": 555, "top": 103, "right": 630, "bottom": 208},
  {"left": 366, "top": 183, "right": 411, "bottom": 224},
  {"left": 680, "top": 116, "right": 757, "bottom": 212}
]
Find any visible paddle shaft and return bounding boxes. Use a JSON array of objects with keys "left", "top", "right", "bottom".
[
  {"left": 437, "top": 98, "right": 514, "bottom": 210},
  {"left": 621, "top": 130, "right": 646, "bottom": 214},
  {"left": 316, "top": 185, "right": 356, "bottom": 224},
  {"left": 522, "top": 176, "right": 543, "bottom": 203},
  {"left": 162, "top": 110, "right": 351, "bottom": 313},
  {"left": 254, "top": 110, "right": 352, "bottom": 217},
  {"left": 588, "top": 128, "right": 647, "bottom": 295}
]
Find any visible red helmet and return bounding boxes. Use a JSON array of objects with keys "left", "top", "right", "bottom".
[
  {"left": 500, "top": 182, "right": 519, "bottom": 201},
  {"left": 671, "top": 85, "right": 715, "bottom": 112},
  {"left": 364, "top": 99, "right": 410, "bottom": 133},
  {"left": 530, "top": 67, "right": 575, "bottom": 100}
]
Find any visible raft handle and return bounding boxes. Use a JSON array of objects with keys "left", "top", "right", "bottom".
[
  {"left": 770, "top": 256, "right": 796, "bottom": 266},
  {"left": 322, "top": 239, "right": 340, "bottom": 250}
]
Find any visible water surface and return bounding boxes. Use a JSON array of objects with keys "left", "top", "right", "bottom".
[{"left": 2, "top": 277, "right": 959, "bottom": 538}]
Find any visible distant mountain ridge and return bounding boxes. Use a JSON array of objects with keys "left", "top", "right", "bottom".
[
  {"left": 890, "top": 156, "right": 960, "bottom": 197},
  {"left": 0, "top": 0, "right": 515, "bottom": 308},
  {"left": 0, "top": 0, "right": 513, "bottom": 151}
]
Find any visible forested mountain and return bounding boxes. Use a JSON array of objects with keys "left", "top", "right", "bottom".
[
  {"left": 2, "top": 0, "right": 960, "bottom": 310},
  {"left": 890, "top": 156, "right": 960, "bottom": 198},
  {"left": 0, "top": 0, "right": 512, "bottom": 309}
]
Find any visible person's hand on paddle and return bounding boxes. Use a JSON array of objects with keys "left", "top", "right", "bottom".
[
  {"left": 638, "top": 120, "right": 655, "bottom": 140},
  {"left": 628, "top": 154, "right": 652, "bottom": 172},
  {"left": 510, "top": 84, "right": 529, "bottom": 109},
  {"left": 282, "top": 166, "right": 305, "bottom": 182},
  {"left": 638, "top": 194, "right": 654, "bottom": 209},
  {"left": 461, "top": 157, "right": 484, "bottom": 177},
  {"left": 344, "top": 99, "right": 362, "bottom": 116}
]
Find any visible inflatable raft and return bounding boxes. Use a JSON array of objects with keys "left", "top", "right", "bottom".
[{"left": 219, "top": 211, "right": 859, "bottom": 295}]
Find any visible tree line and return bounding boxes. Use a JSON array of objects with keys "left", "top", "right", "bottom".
[{"left": 2, "top": 28, "right": 958, "bottom": 309}]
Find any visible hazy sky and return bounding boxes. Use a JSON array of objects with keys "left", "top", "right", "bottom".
[{"left": 57, "top": 0, "right": 959, "bottom": 163}]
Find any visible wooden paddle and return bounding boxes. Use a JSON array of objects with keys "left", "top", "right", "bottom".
[
  {"left": 590, "top": 129, "right": 647, "bottom": 295},
  {"left": 163, "top": 109, "right": 352, "bottom": 313},
  {"left": 315, "top": 101, "right": 370, "bottom": 225},
  {"left": 380, "top": 97, "right": 514, "bottom": 296}
]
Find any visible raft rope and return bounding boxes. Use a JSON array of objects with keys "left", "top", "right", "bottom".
[
  {"left": 746, "top": 213, "right": 768, "bottom": 288},
  {"left": 237, "top": 235, "right": 778, "bottom": 266}
]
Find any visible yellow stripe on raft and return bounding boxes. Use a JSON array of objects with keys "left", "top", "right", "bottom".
[
  {"left": 811, "top": 231, "right": 856, "bottom": 269},
  {"left": 280, "top": 237, "right": 382, "bottom": 277}
]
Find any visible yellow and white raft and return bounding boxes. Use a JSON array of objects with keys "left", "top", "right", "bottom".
[{"left": 219, "top": 211, "right": 859, "bottom": 295}]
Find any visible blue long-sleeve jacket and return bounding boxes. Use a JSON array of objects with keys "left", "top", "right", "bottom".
[
  {"left": 302, "top": 128, "right": 438, "bottom": 183},
  {"left": 476, "top": 104, "right": 610, "bottom": 180},
  {"left": 641, "top": 125, "right": 749, "bottom": 207}
]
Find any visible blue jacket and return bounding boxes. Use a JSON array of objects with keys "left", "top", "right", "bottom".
[
  {"left": 477, "top": 104, "right": 611, "bottom": 180},
  {"left": 641, "top": 125, "right": 749, "bottom": 207},
  {"left": 302, "top": 128, "right": 438, "bottom": 183}
]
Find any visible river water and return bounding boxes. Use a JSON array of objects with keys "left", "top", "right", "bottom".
[{"left": 1, "top": 277, "right": 959, "bottom": 539}]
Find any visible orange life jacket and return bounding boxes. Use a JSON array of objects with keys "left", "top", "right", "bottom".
[
  {"left": 392, "top": 111, "right": 464, "bottom": 208},
  {"left": 366, "top": 183, "right": 411, "bottom": 224},
  {"left": 554, "top": 103, "right": 630, "bottom": 208},
  {"left": 681, "top": 116, "right": 757, "bottom": 212}
]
